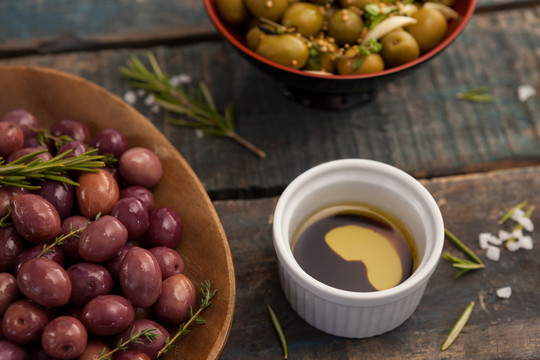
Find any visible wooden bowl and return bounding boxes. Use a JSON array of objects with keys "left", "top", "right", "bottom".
[{"left": 0, "top": 66, "right": 235, "bottom": 360}]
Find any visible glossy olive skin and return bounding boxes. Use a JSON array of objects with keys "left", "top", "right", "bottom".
[
  {"left": 41, "top": 316, "right": 88, "bottom": 359},
  {"left": 380, "top": 29, "right": 420, "bottom": 68},
  {"left": 407, "top": 7, "right": 448, "bottom": 54},
  {"left": 114, "top": 319, "right": 170, "bottom": 359},
  {"left": 256, "top": 34, "right": 309, "bottom": 69},
  {"left": 10, "top": 193, "right": 61, "bottom": 244},
  {"left": 0, "top": 273, "right": 20, "bottom": 316},
  {"left": 153, "top": 273, "right": 196, "bottom": 324},
  {"left": 2, "top": 299, "right": 48, "bottom": 345},
  {"left": 76, "top": 169, "right": 120, "bottom": 218},
  {"left": 119, "top": 247, "right": 162, "bottom": 307},
  {"left": 216, "top": 0, "right": 249, "bottom": 24},
  {"left": 78, "top": 339, "right": 110, "bottom": 360},
  {"left": 78, "top": 215, "right": 128, "bottom": 263},
  {"left": 244, "top": 0, "right": 289, "bottom": 22},
  {"left": 282, "top": 2, "right": 324, "bottom": 37},
  {"left": 246, "top": 26, "right": 265, "bottom": 51},
  {"left": 81, "top": 295, "right": 134, "bottom": 336},
  {"left": 327, "top": 9, "right": 364, "bottom": 46},
  {"left": 305, "top": 38, "right": 338, "bottom": 73},
  {"left": 337, "top": 48, "right": 385, "bottom": 75},
  {"left": 0, "top": 226, "right": 26, "bottom": 273}
]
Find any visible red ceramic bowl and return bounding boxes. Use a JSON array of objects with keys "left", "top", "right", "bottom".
[{"left": 204, "top": 0, "right": 476, "bottom": 108}]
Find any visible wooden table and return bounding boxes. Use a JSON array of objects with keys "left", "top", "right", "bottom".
[{"left": 2, "top": 0, "right": 540, "bottom": 358}]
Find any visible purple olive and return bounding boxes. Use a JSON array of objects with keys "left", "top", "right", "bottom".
[
  {"left": 10, "top": 194, "right": 61, "bottom": 244},
  {"left": 145, "top": 207, "right": 182, "bottom": 248},
  {"left": 149, "top": 246, "right": 184, "bottom": 279},
  {"left": 0, "top": 339, "right": 29, "bottom": 360},
  {"left": 153, "top": 274, "right": 196, "bottom": 324},
  {"left": 13, "top": 245, "right": 65, "bottom": 275},
  {"left": 111, "top": 197, "right": 149, "bottom": 240},
  {"left": 41, "top": 316, "right": 88, "bottom": 359},
  {"left": 120, "top": 186, "right": 155, "bottom": 211},
  {"left": 50, "top": 119, "right": 91, "bottom": 144},
  {"left": 119, "top": 247, "right": 162, "bottom": 307},
  {"left": 17, "top": 258, "right": 71, "bottom": 307},
  {"left": 113, "top": 319, "right": 169, "bottom": 359},
  {"left": 67, "top": 263, "right": 114, "bottom": 306},
  {"left": 0, "top": 273, "right": 20, "bottom": 316},
  {"left": 2, "top": 299, "right": 48, "bottom": 345},
  {"left": 1, "top": 109, "right": 39, "bottom": 139},
  {"left": 81, "top": 295, "right": 134, "bottom": 336},
  {"left": 34, "top": 181, "right": 75, "bottom": 220},
  {"left": 78, "top": 216, "right": 128, "bottom": 263},
  {"left": 0, "top": 227, "right": 27, "bottom": 273}
]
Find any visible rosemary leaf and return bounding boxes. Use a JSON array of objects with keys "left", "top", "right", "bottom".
[
  {"left": 444, "top": 229, "right": 484, "bottom": 265},
  {"left": 267, "top": 305, "right": 288, "bottom": 359},
  {"left": 452, "top": 263, "right": 485, "bottom": 270},
  {"left": 456, "top": 86, "right": 493, "bottom": 102},
  {"left": 441, "top": 301, "right": 475, "bottom": 351},
  {"left": 121, "top": 53, "right": 266, "bottom": 158},
  {"left": 498, "top": 200, "right": 528, "bottom": 225}
]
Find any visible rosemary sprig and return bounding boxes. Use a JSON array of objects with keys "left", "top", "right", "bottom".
[
  {"left": 0, "top": 149, "right": 105, "bottom": 189},
  {"left": 443, "top": 229, "right": 485, "bottom": 279},
  {"left": 38, "top": 224, "right": 88, "bottom": 258},
  {"left": 120, "top": 53, "right": 266, "bottom": 159},
  {"left": 267, "top": 304, "right": 288, "bottom": 359},
  {"left": 156, "top": 281, "right": 217, "bottom": 358},
  {"left": 441, "top": 301, "right": 475, "bottom": 351},
  {"left": 98, "top": 327, "right": 159, "bottom": 360},
  {"left": 456, "top": 86, "right": 493, "bottom": 102}
]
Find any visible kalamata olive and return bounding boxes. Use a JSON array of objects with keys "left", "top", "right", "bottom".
[
  {"left": 145, "top": 206, "right": 183, "bottom": 248},
  {"left": 0, "top": 339, "right": 28, "bottom": 360},
  {"left": 337, "top": 47, "right": 385, "bottom": 75},
  {"left": 67, "top": 263, "right": 114, "bottom": 306},
  {"left": 34, "top": 180, "right": 75, "bottom": 220},
  {"left": 76, "top": 169, "right": 120, "bottom": 218},
  {"left": 6, "top": 147, "right": 53, "bottom": 164},
  {"left": 60, "top": 215, "right": 90, "bottom": 262},
  {"left": 0, "top": 186, "right": 28, "bottom": 218},
  {"left": 0, "top": 273, "right": 20, "bottom": 315},
  {"left": 1, "top": 109, "right": 39, "bottom": 139},
  {"left": 149, "top": 246, "right": 185, "bottom": 279},
  {"left": 17, "top": 258, "right": 71, "bottom": 307},
  {"left": 78, "top": 216, "right": 128, "bottom": 263},
  {"left": 282, "top": 2, "right": 324, "bottom": 37},
  {"left": 10, "top": 193, "right": 62, "bottom": 244},
  {"left": 256, "top": 34, "right": 309, "bottom": 70},
  {"left": 41, "top": 316, "right": 88, "bottom": 360},
  {"left": 114, "top": 319, "right": 169, "bottom": 359},
  {"left": 114, "top": 350, "right": 152, "bottom": 360},
  {"left": 57, "top": 140, "right": 89, "bottom": 159},
  {"left": 105, "top": 244, "right": 133, "bottom": 280},
  {"left": 327, "top": 9, "right": 364, "bottom": 46},
  {"left": 81, "top": 295, "right": 134, "bottom": 336},
  {"left": 2, "top": 299, "right": 48, "bottom": 345},
  {"left": 406, "top": 7, "right": 448, "bottom": 54},
  {"left": 244, "top": 0, "right": 288, "bottom": 21},
  {"left": 50, "top": 119, "right": 91, "bottom": 143},
  {"left": 111, "top": 197, "right": 149, "bottom": 240},
  {"left": 0, "top": 122, "right": 24, "bottom": 157},
  {"left": 120, "top": 186, "right": 155, "bottom": 211},
  {"left": 119, "top": 247, "right": 162, "bottom": 307},
  {"left": 216, "top": 0, "right": 249, "bottom": 25},
  {"left": 90, "top": 128, "right": 129, "bottom": 158},
  {"left": 0, "top": 226, "right": 27, "bottom": 272},
  {"left": 153, "top": 273, "right": 196, "bottom": 324},
  {"left": 78, "top": 339, "right": 110, "bottom": 360},
  {"left": 119, "top": 147, "right": 162, "bottom": 188},
  {"left": 13, "top": 245, "right": 65, "bottom": 275},
  {"left": 381, "top": 29, "right": 420, "bottom": 68}
]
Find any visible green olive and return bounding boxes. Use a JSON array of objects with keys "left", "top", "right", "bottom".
[
  {"left": 244, "top": 0, "right": 289, "bottom": 22},
  {"left": 305, "top": 38, "right": 338, "bottom": 73},
  {"left": 406, "top": 7, "right": 448, "bottom": 54},
  {"left": 282, "top": 2, "right": 324, "bottom": 38},
  {"left": 337, "top": 47, "right": 384, "bottom": 75},
  {"left": 256, "top": 34, "right": 309, "bottom": 69},
  {"left": 216, "top": 0, "right": 249, "bottom": 25},
  {"left": 380, "top": 29, "right": 420, "bottom": 68},
  {"left": 246, "top": 26, "right": 265, "bottom": 51},
  {"left": 327, "top": 9, "right": 364, "bottom": 46},
  {"left": 339, "top": 0, "right": 376, "bottom": 10}
]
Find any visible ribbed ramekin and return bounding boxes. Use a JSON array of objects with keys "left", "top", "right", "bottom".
[{"left": 272, "top": 159, "right": 444, "bottom": 338}]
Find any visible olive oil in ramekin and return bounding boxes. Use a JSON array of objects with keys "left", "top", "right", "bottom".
[{"left": 291, "top": 203, "right": 416, "bottom": 292}]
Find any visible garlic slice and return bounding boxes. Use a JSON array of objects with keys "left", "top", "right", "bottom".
[
  {"left": 424, "top": 2, "right": 459, "bottom": 20},
  {"left": 362, "top": 16, "right": 417, "bottom": 45}
]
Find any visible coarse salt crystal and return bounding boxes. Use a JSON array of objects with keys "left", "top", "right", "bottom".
[
  {"left": 137, "top": 89, "right": 146, "bottom": 97},
  {"left": 479, "top": 232, "right": 491, "bottom": 249},
  {"left": 518, "top": 235, "right": 533, "bottom": 250},
  {"left": 511, "top": 208, "right": 525, "bottom": 219},
  {"left": 170, "top": 74, "right": 192, "bottom": 87},
  {"left": 144, "top": 94, "right": 156, "bottom": 106},
  {"left": 511, "top": 228, "right": 524, "bottom": 239},
  {"left": 498, "top": 229, "right": 512, "bottom": 241},
  {"left": 486, "top": 245, "right": 500, "bottom": 261},
  {"left": 517, "top": 216, "right": 534, "bottom": 232},
  {"left": 496, "top": 286, "right": 512, "bottom": 299},
  {"left": 506, "top": 240, "right": 520, "bottom": 252},
  {"left": 123, "top": 90, "right": 137, "bottom": 105},
  {"left": 195, "top": 129, "right": 204, "bottom": 139},
  {"left": 488, "top": 235, "right": 503, "bottom": 246},
  {"left": 150, "top": 104, "right": 160, "bottom": 114},
  {"left": 517, "top": 84, "right": 537, "bottom": 102}
]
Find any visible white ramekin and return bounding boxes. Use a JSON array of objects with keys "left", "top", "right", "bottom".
[{"left": 272, "top": 159, "right": 444, "bottom": 338}]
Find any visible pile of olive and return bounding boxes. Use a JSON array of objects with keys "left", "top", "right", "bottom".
[
  {"left": 215, "top": 0, "right": 456, "bottom": 75},
  {"left": 0, "top": 109, "right": 195, "bottom": 360}
]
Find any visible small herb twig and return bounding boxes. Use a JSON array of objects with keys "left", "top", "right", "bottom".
[
  {"left": 38, "top": 225, "right": 88, "bottom": 258},
  {"left": 441, "top": 301, "right": 475, "bottom": 351},
  {"left": 267, "top": 304, "right": 288, "bottom": 359},
  {"left": 0, "top": 149, "right": 105, "bottom": 189},
  {"left": 98, "top": 327, "right": 158, "bottom": 360},
  {"left": 0, "top": 208, "right": 12, "bottom": 228},
  {"left": 120, "top": 53, "right": 266, "bottom": 158},
  {"left": 444, "top": 229, "right": 484, "bottom": 265},
  {"left": 456, "top": 86, "right": 493, "bottom": 102},
  {"left": 498, "top": 200, "right": 528, "bottom": 225},
  {"left": 156, "top": 281, "right": 217, "bottom": 358}
]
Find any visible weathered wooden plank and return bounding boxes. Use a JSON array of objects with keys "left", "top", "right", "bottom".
[
  {"left": 215, "top": 165, "right": 540, "bottom": 359},
  {"left": 1, "top": 6, "right": 539, "bottom": 197},
  {"left": 0, "top": 0, "right": 536, "bottom": 56}
]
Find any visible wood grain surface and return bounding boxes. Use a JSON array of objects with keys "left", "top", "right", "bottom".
[{"left": 216, "top": 165, "right": 540, "bottom": 359}]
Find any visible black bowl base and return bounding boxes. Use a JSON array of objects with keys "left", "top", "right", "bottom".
[{"left": 277, "top": 83, "right": 375, "bottom": 110}]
